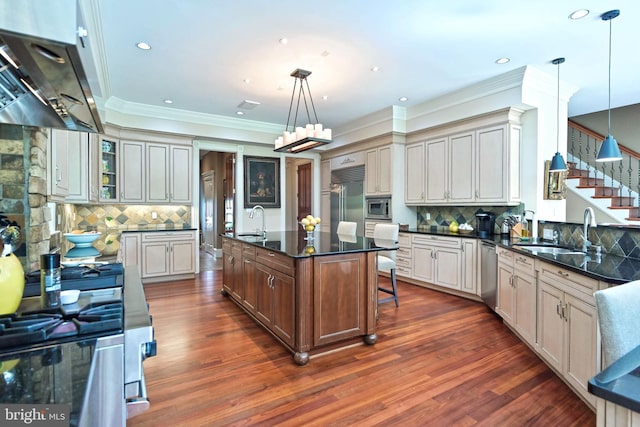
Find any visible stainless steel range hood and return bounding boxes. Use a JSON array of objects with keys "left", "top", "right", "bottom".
[{"left": 0, "top": 0, "right": 103, "bottom": 132}]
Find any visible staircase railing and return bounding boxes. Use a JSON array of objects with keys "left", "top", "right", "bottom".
[{"left": 567, "top": 120, "right": 640, "bottom": 220}]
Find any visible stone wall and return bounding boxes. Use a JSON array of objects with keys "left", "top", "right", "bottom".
[{"left": 0, "top": 124, "right": 51, "bottom": 270}]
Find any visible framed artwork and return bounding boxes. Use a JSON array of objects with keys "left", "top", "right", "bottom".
[
  {"left": 244, "top": 156, "right": 281, "bottom": 208},
  {"left": 543, "top": 160, "right": 568, "bottom": 200}
]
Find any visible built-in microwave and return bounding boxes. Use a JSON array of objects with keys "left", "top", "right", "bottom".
[{"left": 366, "top": 197, "right": 391, "bottom": 220}]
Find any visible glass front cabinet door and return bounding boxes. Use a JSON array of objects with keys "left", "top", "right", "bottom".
[{"left": 100, "top": 138, "right": 118, "bottom": 202}]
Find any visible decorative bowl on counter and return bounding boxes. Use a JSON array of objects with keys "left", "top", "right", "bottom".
[{"left": 63, "top": 232, "right": 101, "bottom": 247}]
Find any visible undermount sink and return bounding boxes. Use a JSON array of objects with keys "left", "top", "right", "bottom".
[{"left": 514, "top": 245, "right": 585, "bottom": 256}]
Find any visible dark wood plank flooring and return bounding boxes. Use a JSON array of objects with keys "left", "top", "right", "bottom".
[{"left": 128, "top": 271, "right": 595, "bottom": 427}]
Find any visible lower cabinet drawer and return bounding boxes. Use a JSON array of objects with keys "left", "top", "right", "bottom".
[{"left": 256, "top": 247, "right": 295, "bottom": 276}]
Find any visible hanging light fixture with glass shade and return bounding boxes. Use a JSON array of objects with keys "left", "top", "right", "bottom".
[
  {"left": 596, "top": 9, "right": 623, "bottom": 162},
  {"left": 274, "top": 68, "right": 332, "bottom": 153},
  {"left": 549, "top": 57, "right": 568, "bottom": 172}
]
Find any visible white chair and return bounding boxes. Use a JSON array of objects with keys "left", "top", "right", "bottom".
[
  {"left": 374, "top": 223, "right": 399, "bottom": 307},
  {"left": 593, "top": 280, "right": 640, "bottom": 368},
  {"left": 337, "top": 221, "right": 357, "bottom": 237}
]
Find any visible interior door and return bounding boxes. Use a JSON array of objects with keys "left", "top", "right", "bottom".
[
  {"left": 297, "top": 162, "right": 312, "bottom": 220},
  {"left": 202, "top": 171, "right": 215, "bottom": 255}
]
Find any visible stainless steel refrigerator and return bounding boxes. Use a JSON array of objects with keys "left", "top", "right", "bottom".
[{"left": 330, "top": 166, "right": 365, "bottom": 236}]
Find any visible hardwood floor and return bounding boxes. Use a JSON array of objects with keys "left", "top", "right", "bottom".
[{"left": 128, "top": 271, "right": 595, "bottom": 427}]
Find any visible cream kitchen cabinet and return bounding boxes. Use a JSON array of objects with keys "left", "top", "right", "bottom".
[
  {"left": 49, "top": 129, "right": 91, "bottom": 201},
  {"left": 96, "top": 126, "right": 193, "bottom": 205},
  {"left": 461, "top": 238, "right": 478, "bottom": 295},
  {"left": 411, "top": 234, "right": 462, "bottom": 291},
  {"left": 405, "top": 111, "right": 521, "bottom": 206},
  {"left": 119, "top": 140, "right": 146, "bottom": 203},
  {"left": 119, "top": 232, "right": 141, "bottom": 268},
  {"left": 496, "top": 248, "right": 536, "bottom": 347},
  {"left": 139, "top": 231, "right": 196, "bottom": 281},
  {"left": 145, "top": 143, "right": 192, "bottom": 204},
  {"left": 537, "top": 260, "right": 599, "bottom": 407},
  {"left": 365, "top": 145, "right": 391, "bottom": 196},
  {"left": 48, "top": 129, "right": 70, "bottom": 200},
  {"left": 423, "top": 132, "right": 474, "bottom": 204},
  {"left": 168, "top": 144, "right": 193, "bottom": 203},
  {"left": 396, "top": 232, "right": 412, "bottom": 279},
  {"left": 405, "top": 132, "right": 476, "bottom": 205},
  {"left": 404, "top": 142, "right": 425, "bottom": 204}
]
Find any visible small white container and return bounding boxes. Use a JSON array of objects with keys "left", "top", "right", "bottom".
[{"left": 60, "top": 289, "right": 80, "bottom": 305}]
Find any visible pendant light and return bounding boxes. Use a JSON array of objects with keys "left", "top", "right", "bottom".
[
  {"left": 274, "top": 68, "right": 332, "bottom": 153},
  {"left": 596, "top": 9, "right": 622, "bottom": 162},
  {"left": 549, "top": 57, "right": 568, "bottom": 172}
]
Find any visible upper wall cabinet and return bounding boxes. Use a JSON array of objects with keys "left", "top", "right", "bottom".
[
  {"left": 169, "top": 145, "right": 192, "bottom": 204},
  {"left": 95, "top": 129, "right": 193, "bottom": 205},
  {"left": 49, "top": 129, "right": 92, "bottom": 203},
  {"left": 365, "top": 145, "right": 391, "bottom": 196},
  {"left": 405, "top": 113, "right": 521, "bottom": 206}
]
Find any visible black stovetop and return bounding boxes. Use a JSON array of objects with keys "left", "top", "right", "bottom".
[{"left": 0, "top": 289, "right": 123, "bottom": 356}]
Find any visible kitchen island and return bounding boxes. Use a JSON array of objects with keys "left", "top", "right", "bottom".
[{"left": 221, "top": 231, "right": 391, "bottom": 365}]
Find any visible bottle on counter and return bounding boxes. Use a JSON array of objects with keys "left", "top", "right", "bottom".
[{"left": 40, "top": 253, "right": 61, "bottom": 308}]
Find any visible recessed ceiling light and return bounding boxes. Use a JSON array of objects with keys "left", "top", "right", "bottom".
[
  {"left": 569, "top": 9, "right": 589, "bottom": 20},
  {"left": 399, "top": 97, "right": 408, "bottom": 102},
  {"left": 163, "top": 99, "right": 173, "bottom": 104},
  {"left": 236, "top": 111, "right": 244, "bottom": 115},
  {"left": 322, "top": 95, "right": 328, "bottom": 101},
  {"left": 495, "top": 57, "right": 510, "bottom": 64},
  {"left": 371, "top": 66, "right": 380, "bottom": 72},
  {"left": 136, "top": 42, "right": 151, "bottom": 50},
  {"left": 279, "top": 38, "right": 288, "bottom": 45},
  {"left": 243, "top": 78, "right": 251, "bottom": 84}
]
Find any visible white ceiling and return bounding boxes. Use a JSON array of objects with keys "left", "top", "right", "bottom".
[{"left": 95, "top": 0, "right": 640, "bottom": 131}]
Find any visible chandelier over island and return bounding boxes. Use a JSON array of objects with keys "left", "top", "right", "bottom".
[{"left": 274, "top": 68, "right": 332, "bottom": 153}]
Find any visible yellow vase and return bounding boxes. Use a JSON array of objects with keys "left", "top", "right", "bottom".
[{"left": 0, "top": 253, "right": 25, "bottom": 315}]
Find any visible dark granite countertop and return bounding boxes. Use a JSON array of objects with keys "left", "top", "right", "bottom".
[
  {"left": 225, "top": 230, "right": 394, "bottom": 258},
  {"left": 400, "top": 228, "right": 640, "bottom": 285},
  {"left": 589, "top": 345, "right": 640, "bottom": 413},
  {"left": 120, "top": 226, "right": 197, "bottom": 233}
]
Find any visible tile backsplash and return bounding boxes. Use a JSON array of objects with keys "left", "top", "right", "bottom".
[
  {"left": 57, "top": 204, "right": 192, "bottom": 256},
  {"left": 417, "top": 205, "right": 525, "bottom": 234},
  {"left": 415, "top": 205, "right": 640, "bottom": 260}
]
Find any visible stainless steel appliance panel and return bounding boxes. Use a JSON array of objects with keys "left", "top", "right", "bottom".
[
  {"left": 366, "top": 197, "right": 391, "bottom": 219},
  {"left": 481, "top": 241, "right": 498, "bottom": 311},
  {"left": 330, "top": 166, "right": 365, "bottom": 236}
]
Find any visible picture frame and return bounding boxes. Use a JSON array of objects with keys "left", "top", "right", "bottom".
[
  {"left": 543, "top": 160, "right": 568, "bottom": 200},
  {"left": 244, "top": 156, "right": 281, "bottom": 208}
]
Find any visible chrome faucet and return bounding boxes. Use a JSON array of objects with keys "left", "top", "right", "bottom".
[
  {"left": 582, "top": 207, "right": 597, "bottom": 252},
  {"left": 249, "top": 205, "right": 266, "bottom": 239}
]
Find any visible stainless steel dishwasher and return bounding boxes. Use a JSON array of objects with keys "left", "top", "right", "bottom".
[{"left": 480, "top": 241, "right": 498, "bottom": 311}]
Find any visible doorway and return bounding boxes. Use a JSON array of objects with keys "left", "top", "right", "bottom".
[
  {"left": 199, "top": 150, "right": 235, "bottom": 271},
  {"left": 201, "top": 170, "right": 215, "bottom": 255}
]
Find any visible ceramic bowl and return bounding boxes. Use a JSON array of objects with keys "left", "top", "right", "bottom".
[{"left": 63, "top": 232, "right": 101, "bottom": 247}]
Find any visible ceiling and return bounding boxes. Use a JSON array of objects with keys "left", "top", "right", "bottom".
[{"left": 95, "top": 0, "right": 640, "bottom": 132}]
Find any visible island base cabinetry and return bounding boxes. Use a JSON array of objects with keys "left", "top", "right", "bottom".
[
  {"left": 222, "top": 236, "right": 377, "bottom": 365},
  {"left": 537, "top": 261, "right": 599, "bottom": 408}
]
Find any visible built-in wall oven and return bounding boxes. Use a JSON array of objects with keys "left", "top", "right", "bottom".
[{"left": 366, "top": 197, "right": 391, "bottom": 220}]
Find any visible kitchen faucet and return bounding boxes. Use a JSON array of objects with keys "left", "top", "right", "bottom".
[
  {"left": 582, "top": 207, "right": 597, "bottom": 252},
  {"left": 249, "top": 205, "right": 266, "bottom": 239}
]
